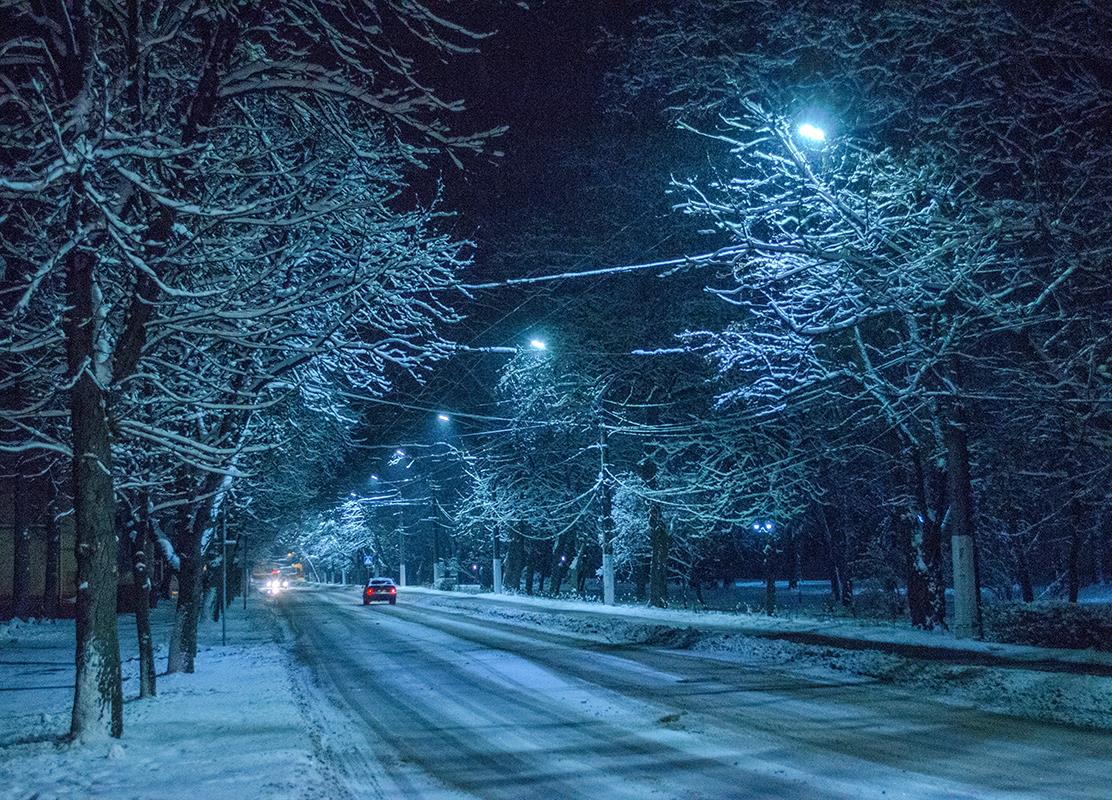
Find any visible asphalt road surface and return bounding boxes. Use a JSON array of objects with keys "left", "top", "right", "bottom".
[{"left": 279, "top": 585, "right": 1112, "bottom": 799}]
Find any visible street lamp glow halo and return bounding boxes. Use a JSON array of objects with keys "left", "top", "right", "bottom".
[
  {"left": 529, "top": 339, "right": 546, "bottom": 350},
  {"left": 797, "top": 122, "right": 827, "bottom": 143}
]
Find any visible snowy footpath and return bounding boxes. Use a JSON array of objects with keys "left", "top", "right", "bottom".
[{"left": 0, "top": 597, "right": 341, "bottom": 800}]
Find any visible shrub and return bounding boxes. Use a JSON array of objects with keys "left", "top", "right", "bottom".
[{"left": 983, "top": 602, "right": 1112, "bottom": 651}]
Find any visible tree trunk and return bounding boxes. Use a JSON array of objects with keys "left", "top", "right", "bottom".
[
  {"left": 821, "top": 503, "right": 851, "bottom": 608},
  {"left": 212, "top": 565, "right": 224, "bottom": 622},
  {"left": 1007, "top": 514, "right": 1034, "bottom": 602},
  {"left": 821, "top": 510, "right": 842, "bottom": 604},
  {"left": 550, "top": 530, "right": 575, "bottom": 594},
  {"left": 11, "top": 473, "right": 33, "bottom": 619},
  {"left": 65, "top": 244, "right": 123, "bottom": 739},
  {"left": 146, "top": 532, "right": 160, "bottom": 609},
  {"left": 523, "top": 546, "right": 535, "bottom": 595},
  {"left": 1098, "top": 508, "right": 1109, "bottom": 585},
  {"left": 785, "top": 527, "right": 800, "bottom": 591},
  {"left": 43, "top": 484, "right": 62, "bottom": 619},
  {"left": 763, "top": 540, "right": 776, "bottom": 616},
  {"left": 1066, "top": 494, "right": 1085, "bottom": 603},
  {"left": 642, "top": 456, "right": 669, "bottom": 609},
  {"left": 566, "top": 540, "right": 587, "bottom": 596},
  {"left": 633, "top": 561, "right": 648, "bottom": 601},
  {"left": 503, "top": 528, "right": 525, "bottom": 591},
  {"left": 906, "top": 450, "right": 946, "bottom": 630},
  {"left": 598, "top": 423, "right": 616, "bottom": 606},
  {"left": 945, "top": 413, "right": 980, "bottom": 638},
  {"left": 168, "top": 476, "right": 224, "bottom": 673},
  {"left": 167, "top": 500, "right": 207, "bottom": 673},
  {"left": 130, "top": 506, "right": 155, "bottom": 698}
]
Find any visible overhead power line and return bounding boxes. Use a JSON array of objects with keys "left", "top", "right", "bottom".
[{"left": 455, "top": 244, "right": 745, "bottom": 292}]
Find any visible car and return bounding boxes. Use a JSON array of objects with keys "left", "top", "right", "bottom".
[
  {"left": 363, "top": 577, "right": 397, "bottom": 605},
  {"left": 262, "top": 570, "right": 289, "bottom": 597}
]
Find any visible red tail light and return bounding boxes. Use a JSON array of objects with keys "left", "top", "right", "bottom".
[{"left": 389, "top": 587, "right": 396, "bottom": 593}]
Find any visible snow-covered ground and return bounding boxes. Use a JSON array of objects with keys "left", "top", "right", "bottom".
[
  {"left": 1079, "top": 583, "right": 1112, "bottom": 605},
  {"left": 4, "top": 584, "right": 1109, "bottom": 800},
  {"left": 407, "top": 586, "right": 1112, "bottom": 731},
  {"left": 0, "top": 596, "right": 342, "bottom": 800}
]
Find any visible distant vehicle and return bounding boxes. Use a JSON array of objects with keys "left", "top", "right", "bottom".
[
  {"left": 363, "top": 577, "right": 397, "bottom": 606},
  {"left": 262, "top": 570, "right": 289, "bottom": 597}
]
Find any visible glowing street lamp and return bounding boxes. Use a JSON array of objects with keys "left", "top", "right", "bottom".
[
  {"left": 529, "top": 338, "right": 546, "bottom": 351},
  {"left": 797, "top": 122, "right": 827, "bottom": 144},
  {"left": 436, "top": 413, "right": 450, "bottom": 422}
]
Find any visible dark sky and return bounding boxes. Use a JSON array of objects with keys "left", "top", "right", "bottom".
[
  {"left": 440, "top": 2, "right": 641, "bottom": 252},
  {"left": 353, "top": 1, "right": 680, "bottom": 461}
]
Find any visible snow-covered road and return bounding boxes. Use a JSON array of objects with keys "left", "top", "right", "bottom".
[{"left": 281, "top": 585, "right": 1112, "bottom": 800}]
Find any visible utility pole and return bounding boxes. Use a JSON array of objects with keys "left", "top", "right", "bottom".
[{"left": 398, "top": 520, "right": 406, "bottom": 586}]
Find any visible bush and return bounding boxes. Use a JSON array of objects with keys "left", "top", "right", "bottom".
[{"left": 983, "top": 602, "right": 1112, "bottom": 651}]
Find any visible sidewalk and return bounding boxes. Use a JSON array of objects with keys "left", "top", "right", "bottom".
[
  {"left": 402, "top": 585, "right": 1112, "bottom": 677},
  {"left": 0, "top": 596, "right": 327, "bottom": 800}
]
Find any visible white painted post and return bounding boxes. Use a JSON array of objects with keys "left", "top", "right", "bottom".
[
  {"left": 951, "top": 535, "right": 976, "bottom": 639},
  {"left": 602, "top": 553, "right": 615, "bottom": 606},
  {"left": 399, "top": 563, "right": 407, "bottom": 587},
  {"left": 492, "top": 557, "right": 503, "bottom": 594}
]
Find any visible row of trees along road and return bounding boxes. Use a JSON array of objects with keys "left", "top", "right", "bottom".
[
  {"left": 318, "top": 0, "right": 1111, "bottom": 631},
  {"left": 0, "top": 1, "right": 501, "bottom": 740},
  {"left": 613, "top": 0, "right": 1112, "bottom": 631}
]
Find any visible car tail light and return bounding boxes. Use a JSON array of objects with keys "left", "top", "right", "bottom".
[{"left": 389, "top": 587, "right": 396, "bottom": 593}]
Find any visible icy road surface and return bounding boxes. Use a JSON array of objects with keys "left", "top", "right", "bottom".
[{"left": 281, "top": 585, "right": 1112, "bottom": 800}]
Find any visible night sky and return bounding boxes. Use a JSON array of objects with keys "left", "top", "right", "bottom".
[{"left": 364, "top": 1, "right": 665, "bottom": 448}]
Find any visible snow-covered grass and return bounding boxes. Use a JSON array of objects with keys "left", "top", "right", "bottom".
[
  {"left": 404, "top": 585, "right": 1112, "bottom": 668},
  {"left": 407, "top": 587, "right": 1112, "bottom": 732},
  {"left": 0, "top": 598, "right": 333, "bottom": 800},
  {"left": 1079, "top": 583, "right": 1112, "bottom": 605}
]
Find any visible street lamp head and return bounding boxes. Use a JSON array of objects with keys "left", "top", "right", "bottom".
[
  {"left": 797, "top": 122, "right": 827, "bottom": 144},
  {"left": 437, "top": 413, "right": 450, "bottom": 422},
  {"left": 529, "top": 338, "right": 547, "bottom": 351},
  {"left": 370, "top": 474, "right": 379, "bottom": 482},
  {"left": 394, "top": 448, "right": 406, "bottom": 457}
]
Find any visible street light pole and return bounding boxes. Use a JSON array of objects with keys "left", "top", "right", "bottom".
[
  {"left": 753, "top": 520, "right": 777, "bottom": 616},
  {"left": 398, "top": 516, "right": 407, "bottom": 587}
]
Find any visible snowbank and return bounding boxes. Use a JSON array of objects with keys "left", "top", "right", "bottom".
[{"left": 400, "top": 585, "right": 1112, "bottom": 674}]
